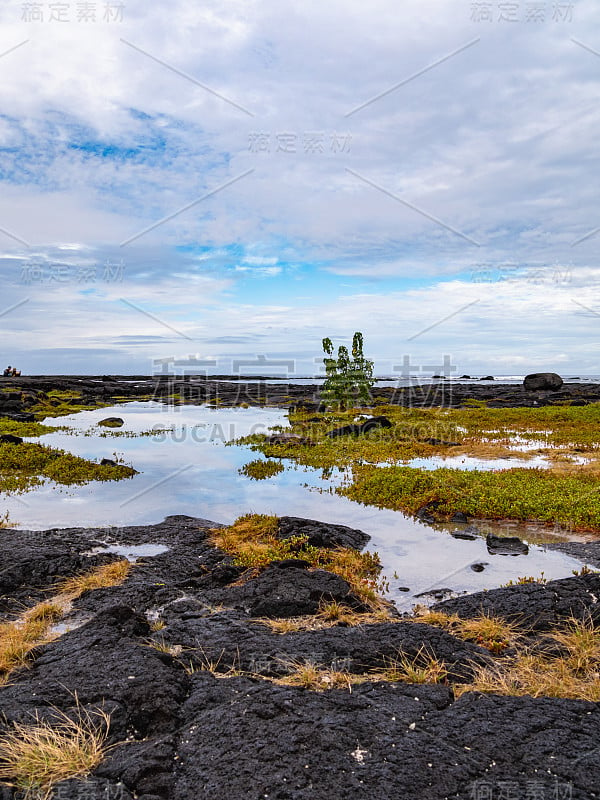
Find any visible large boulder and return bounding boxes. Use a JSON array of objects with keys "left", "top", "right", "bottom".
[{"left": 523, "top": 372, "right": 563, "bottom": 391}]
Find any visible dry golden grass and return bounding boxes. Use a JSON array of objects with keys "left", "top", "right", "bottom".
[
  {"left": 458, "top": 617, "right": 600, "bottom": 701},
  {"left": 323, "top": 547, "right": 384, "bottom": 607},
  {"left": 274, "top": 648, "right": 450, "bottom": 691},
  {"left": 263, "top": 603, "right": 395, "bottom": 634},
  {"left": 0, "top": 703, "right": 110, "bottom": 799},
  {"left": 0, "top": 562, "right": 131, "bottom": 685},
  {"left": 551, "top": 615, "right": 600, "bottom": 674},
  {"left": 0, "top": 623, "right": 46, "bottom": 682},
  {"left": 23, "top": 603, "right": 63, "bottom": 625},
  {"left": 373, "top": 647, "right": 448, "bottom": 684},
  {"left": 145, "top": 637, "right": 183, "bottom": 657},
  {"left": 58, "top": 560, "right": 131, "bottom": 597},
  {"left": 412, "top": 608, "right": 459, "bottom": 629},
  {"left": 264, "top": 617, "right": 311, "bottom": 634},
  {"left": 210, "top": 514, "right": 281, "bottom": 567},
  {"left": 180, "top": 647, "right": 243, "bottom": 678},
  {"left": 413, "top": 608, "right": 522, "bottom": 654},
  {"left": 454, "top": 614, "right": 521, "bottom": 654},
  {"left": 0, "top": 601, "right": 66, "bottom": 683},
  {"left": 0, "top": 512, "right": 14, "bottom": 529},
  {"left": 458, "top": 654, "right": 600, "bottom": 701},
  {"left": 275, "top": 661, "right": 365, "bottom": 691}
]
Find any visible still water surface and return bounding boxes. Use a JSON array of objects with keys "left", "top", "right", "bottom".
[{"left": 2, "top": 402, "right": 586, "bottom": 609}]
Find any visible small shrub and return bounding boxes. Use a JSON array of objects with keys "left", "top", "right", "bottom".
[{"left": 321, "top": 332, "right": 374, "bottom": 411}]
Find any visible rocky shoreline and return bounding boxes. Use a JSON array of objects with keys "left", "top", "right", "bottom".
[
  {"left": 0, "top": 515, "right": 599, "bottom": 799},
  {"left": 2, "top": 375, "right": 600, "bottom": 419}
]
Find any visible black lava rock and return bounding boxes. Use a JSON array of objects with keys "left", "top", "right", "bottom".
[
  {"left": 486, "top": 533, "right": 529, "bottom": 556},
  {"left": 523, "top": 372, "right": 564, "bottom": 391}
]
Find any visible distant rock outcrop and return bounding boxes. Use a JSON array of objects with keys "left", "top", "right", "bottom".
[{"left": 523, "top": 373, "right": 563, "bottom": 391}]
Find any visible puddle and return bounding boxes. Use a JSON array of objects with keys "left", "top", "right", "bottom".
[
  {"left": 1, "top": 402, "right": 589, "bottom": 609},
  {"left": 405, "top": 454, "right": 550, "bottom": 470},
  {"left": 85, "top": 543, "right": 170, "bottom": 562},
  {"left": 49, "top": 614, "right": 93, "bottom": 636},
  {"left": 360, "top": 455, "right": 553, "bottom": 471}
]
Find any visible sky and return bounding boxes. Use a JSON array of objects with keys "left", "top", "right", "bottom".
[{"left": 0, "top": 0, "right": 599, "bottom": 376}]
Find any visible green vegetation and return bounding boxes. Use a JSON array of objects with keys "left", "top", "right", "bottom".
[
  {"left": 0, "top": 441, "right": 136, "bottom": 495},
  {"left": 239, "top": 459, "right": 285, "bottom": 480},
  {"left": 321, "top": 332, "right": 374, "bottom": 410},
  {"left": 28, "top": 390, "right": 97, "bottom": 420},
  {"left": 502, "top": 573, "right": 548, "bottom": 586},
  {"left": 0, "top": 419, "right": 60, "bottom": 438},
  {"left": 239, "top": 402, "right": 600, "bottom": 531},
  {"left": 239, "top": 405, "right": 461, "bottom": 471},
  {"left": 342, "top": 464, "right": 600, "bottom": 531},
  {"left": 446, "top": 401, "right": 600, "bottom": 449}
]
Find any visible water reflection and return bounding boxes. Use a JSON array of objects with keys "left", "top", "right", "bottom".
[{"left": 1, "top": 402, "right": 587, "bottom": 609}]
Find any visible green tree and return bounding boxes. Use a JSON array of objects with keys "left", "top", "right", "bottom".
[{"left": 321, "top": 331, "right": 374, "bottom": 410}]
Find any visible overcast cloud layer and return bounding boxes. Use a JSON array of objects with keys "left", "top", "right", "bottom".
[{"left": 0, "top": 0, "right": 599, "bottom": 375}]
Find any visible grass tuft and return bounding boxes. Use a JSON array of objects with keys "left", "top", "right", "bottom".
[
  {"left": 374, "top": 647, "right": 448, "bottom": 684},
  {"left": 551, "top": 615, "right": 600, "bottom": 674},
  {"left": 459, "top": 654, "right": 600, "bottom": 701},
  {"left": 275, "top": 660, "right": 363, "bottom": 691},
  {"left": 0, "top": 702, "right": 110, "bottom": 799},
  {"left": 263, "top": 604, "right": 395, "bottom": 633},
  {"left": 454, "top": 613, "right": 520, "bottom": 654},
  {"left": 413, "top": 609, "right": 521, "bottom": 654},
  {"left": 0, "top": 512, "right": 14, "bottom": 529}
]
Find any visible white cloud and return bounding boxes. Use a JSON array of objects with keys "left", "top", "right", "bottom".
[{"left": 0, "top": 0, "right": 599, "bottom": 371}]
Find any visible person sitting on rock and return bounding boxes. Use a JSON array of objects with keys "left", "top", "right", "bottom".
[
  {"left": 11, "top": 368, "right": 20, "bottom": 376},
  {"left": 3, "top": 366, "right": 11, "bottom": 377}
]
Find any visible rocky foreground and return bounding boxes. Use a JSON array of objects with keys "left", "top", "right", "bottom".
[{"left": 0, "top": 516, "right": 599, "bottom": 799}]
